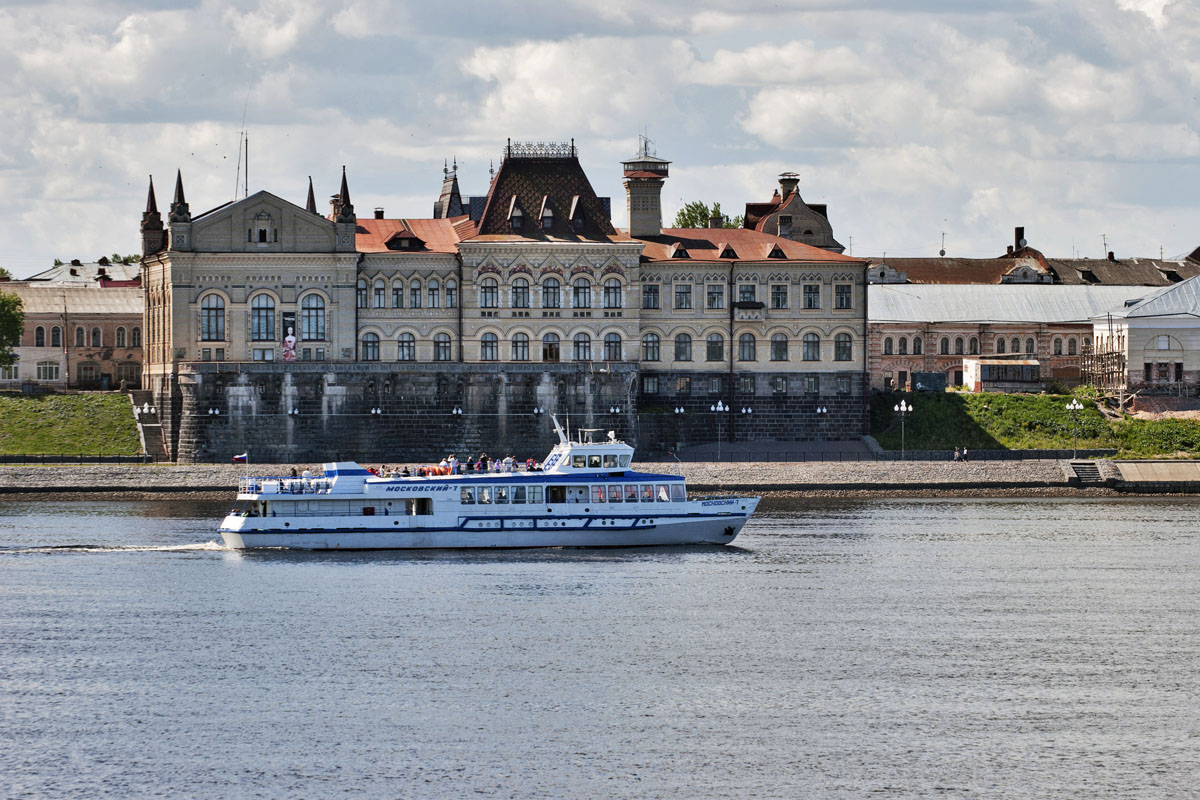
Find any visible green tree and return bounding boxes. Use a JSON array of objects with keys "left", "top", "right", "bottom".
[
  {"left": 0, "top": 292, "right": 24, "bottom": 367},
  {"left": 0, "top": 267, "right": 11, "bottom": 279},
  {"left": 672, "top": 201, "right": 743, "bottom": 229}
]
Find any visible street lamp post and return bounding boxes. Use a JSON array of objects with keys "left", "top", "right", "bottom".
[
  {"left": 814, "top": 405, "right": 827, "bottom": 440},
  {"left": 710, "top": 400, "right": 729, "bottom": 460},
  {"left": 894, "top": 399, "right": 913, "bottom": 461},
  {"left": 1065, "top": 398, "right": 1083, "bottom": 459}
]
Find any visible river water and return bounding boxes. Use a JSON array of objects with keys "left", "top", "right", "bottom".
[{"left": 1, "top": 497, "right": 1197, "bottom": 799}]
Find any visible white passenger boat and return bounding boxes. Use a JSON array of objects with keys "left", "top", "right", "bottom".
[{"left": 218, "top": 419, "right": 759, "bottom": 550}]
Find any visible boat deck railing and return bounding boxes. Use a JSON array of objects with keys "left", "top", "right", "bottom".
[{"left": 239, "top": 477, "right": 334, "bottom": 495}]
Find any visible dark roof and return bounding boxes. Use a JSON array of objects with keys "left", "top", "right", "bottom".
[
  {"left": 470, "top": 152, "right": 616, "bottom": 241},
  {"left": 868, "top": 257, "right": 1048, "bottom": 284},
  {"left": 1045, "top": 257, "right": 1200, "bottom": 286}
]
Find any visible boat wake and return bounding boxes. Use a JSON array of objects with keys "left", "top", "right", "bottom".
[{"left": 1, "top": 541, "right": 229, "bottom": 555}]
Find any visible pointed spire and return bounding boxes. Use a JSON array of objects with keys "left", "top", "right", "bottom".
[
  {"left": 335, "top": 165, "right": 355, "bottom": 223},
  {"left": 140, "top": 175, "right": 165, "bottom": 256},
  {"left": 145, "top": 175, "right": 159, "bottom": 215},
  {"left": 168, "top": 169, "right": 190, "bottom": 223},
  {"left": 305, "top": 176, "right": 317, "bottom": 214},
  {"left": 452, "top": 155, "right": 457, "bottom": 173},
  {"left": 443, "top": 159, "right": 449, "bottom": 177}
]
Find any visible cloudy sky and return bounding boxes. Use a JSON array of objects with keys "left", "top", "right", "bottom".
[{"left": 1, "top": 0, "right": 1197, "bottom": 276}]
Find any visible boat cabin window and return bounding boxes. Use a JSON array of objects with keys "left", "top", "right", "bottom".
[
  {"left": 400, "top": 498, "right": 433, "bottom": 515},
  {"left": 607, "top": 485, "right": 622, "bottom": 503},
  {"left": 624, "top": 485, "right": 638, "bottom": 502},
  {"left": 588, "top": 455, "right": 602, "bottom": 468},
  {"left": 619, "top": 455, "right": 631, "bottom": 468},
  {"left": 567, "top": 486, "right": 587, "bottom": 503},
  {"left": 547, "top": 486, "right": 566, "bottom": 504},
  {"left": 461, "top": 487, "right": 475, "bottom": 504},
  {"left": 495, "top": 487, "right": 509, "bottom": 504},
  {"left": 527, "top": 486, "right": 544, "bottom": 504},
  {"left": 603, "top": 455, "right": 618, "bottom": 468},
  {"left": 572, "top": 455, "right": 586, "bottom": 468},
  {"left": 657, "top": 484, "right": 670, "bottom": 502},
  {"left": 479, "top": 488, "right": 492, "bottom": 504},
  {"left": 670, "top": 484, "right": 686, "bottom": 502},
  {"left": 640, "top": 485, "right": 654, "bottom": 502},
  {"left": 512, "top": 486, "right": 526, "bottom": 504},
  {"left": 592, "top": 486, "right": 607, "bottom": 503}
]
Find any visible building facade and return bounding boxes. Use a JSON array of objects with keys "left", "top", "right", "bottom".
[{"left": 140, "top": 142, "right": 869, "bottom": 462}]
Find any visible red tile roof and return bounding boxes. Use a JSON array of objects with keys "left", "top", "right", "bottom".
[
  {"left": 355, "top": 217, "right": 466, "bottom": 254},
  {"left": 632, "top": 228, "right": 861, "bottom": 263}
]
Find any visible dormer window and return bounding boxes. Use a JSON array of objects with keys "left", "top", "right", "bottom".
[
  {"left": 778, "top": 215, "right": 792, "bottom": 235},
  {"left": 670, "top": 244, "right": 690, "bottom": 259},
  {"left": 541, "top": 207, "right": 554, "bottom": 231},
  {"left": 766, "top": 243, "right": 786, "bottom": 259},
  {"left": 510, "top": 207, "right": 523, "bottom": 232}
]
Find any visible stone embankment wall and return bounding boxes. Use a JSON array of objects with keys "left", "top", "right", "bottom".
[{"left": 0, "top": 459, "right": 1092, "bottom": 498}]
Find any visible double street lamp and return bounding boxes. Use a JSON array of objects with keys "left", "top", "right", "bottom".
[
  {"left": 710, "top": 400, "right": 729, "bottom": 460},
  {"left": 894, "top": 399, "right": 913, "bottom": 461},
  {"left": 1065, "top": 398, "right": 1084, "bottom": 459}
]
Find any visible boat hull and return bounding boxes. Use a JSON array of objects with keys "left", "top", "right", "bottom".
[{"left": 218, "top": 509, "right": 754, "bottom": 550}]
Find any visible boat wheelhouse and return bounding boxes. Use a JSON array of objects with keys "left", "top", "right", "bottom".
[{"left": 218, "top": 419, "right": 759, "bottom": 550}]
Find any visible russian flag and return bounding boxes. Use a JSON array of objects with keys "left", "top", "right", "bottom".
[{"left": 232, "top": 453, "right": 248, "bottom": 463}]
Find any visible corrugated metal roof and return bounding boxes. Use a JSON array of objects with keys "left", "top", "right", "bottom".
[
  {"left": 0, "top": 283, "right": 142, "bottom": 315},
  {"left": 869, "top": 284, "right": 1142, "bottom": 324},
  {"left": 1107, "top": 274, "right": 1200, "bottom": 319}
]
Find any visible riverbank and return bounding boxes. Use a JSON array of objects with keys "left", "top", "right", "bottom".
[{"left": 0, "top": 459, "right": 1170, "bottom": 501}]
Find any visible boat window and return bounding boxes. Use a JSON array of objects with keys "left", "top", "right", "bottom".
[
  {"left": 495, "top": 487, "right": 509, "bottom": 504},
  {"left": 657, "top": 484, "right": 670, "bottom": 502},
  {"left": 588, "top": 455, "right": 602, "bottom": 468},
  {"left": 567, "top": 486, "right": 587, "bottom": 503},
  {"left": 619, "top": 455, "right": 631, "bottom": 468},
  {"left": 607, "top": 485, "right": 622, "bottom": 503},
  {"left": 460, "top": 487, "right": 475, "bottom": 504},
  {"left": 416, "top": 498, "right": 433, "bottom": 515},
  {"left": 363, "top": 506, "right": 375, "bottom": 516},
  {"left": 528, "top": 486, "right": 544, "bottom": 504},
  {"left": 479, "top": 487, "right": 492, "bottom": 504},
  {"left": 624, "top": 485, "right": 638, "bottom": 502},
  {"left": 670, "top": 484, "right": 686, "bottom": 502},
  {"left": 603, "top": 455, "right": 618, "bottom": 468},
  {"left": 512, "top": 486, "right": 526, "bottom": 504},
  {"left": 592, "top": 486, "right": 607, "bottom": 503},
  {"left": 405, "top": 499, "right": 417, "bottom": 515},
  {"left": 572, "top": 455, "right": 586, "bottom": 468},
  {"left": 547, "top": 486, "right": 566, "bottom": 504},
  {"left": 640, "top": 485, "right": 654, "bottom": 502}
]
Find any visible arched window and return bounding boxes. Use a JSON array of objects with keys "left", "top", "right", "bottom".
[
  {"left": 834, "top": 333, "right": 852, "bottom": 361},
  {"left": 90, "top": 327, "right": 101, "bottom": 347},
  {"left": 1068, "top": 337, "right": 1077, "bottom": 355},
  {"left": 997, "top": 337, "right": 1006, "bottom": 354},
  {"left": 884, "top": 337, "right": 894, "bottom": 355},
  {"left": 954, "top": 337, "right": 964, "bottom": 355},
  {"left": 572, "top": 279, "right": 591, "bottom": 309},
  {"left": 771, "top": 333, "right": 788, "bottom": 361},
  {"left": 898, "top": 337, "right": 908, "bottom": 356},
  {"left": 360, "top": 332, "right": 380, "bottom": 361},
  {"left": 301, "top": 295, "right": 325, "bottom": 341},
  {"left": 1053, "top": 338, "right": 1063, "bottom": 356},
  {"left": 130, "top": 327, "right": 140, "bottom": 347},
  {"left": 542, "top": 333, "right": 560, "bottom": 362},
  {"left": 51, "top": 326, "right": 61, "bottom": 347},
  {"left": 738, "top": 332, "right": 757, "bottom": 362},
  {"left": 913, "top": 336, "right": 923, "bottom": 355},
  {"left": 969, "top": 336, "right": 979, "bottom": 355},
  {"left": 512, "top": 278, "right": 530, "bottom": 309},
  {"left": 642, "top": 333, "right": 660, "bottom": 361},
  {"left": 410, "top": 279, "right": 422, "bottom": 309},
  {"left": 200, "top": 295, "right": 225, "bottom": 341},
  {"left": 75, "top": 326, "right": 85, "bottom": 347},
  {"left": 373, "top": 279, "right": 386, "bottom": 308},
  {"left": 604, "top": 333, "right": 622, "bottom": 361},
  {"left": 1084, "top": 336, "right": 1092, "bottom": 351},
  {"left": 674, "top": 333, "right": 692, "bottom": 362},
  {"left": 34, "top": 326, "right": 45, "bottom": 347},
  {"left": 603, "top": 279, "right": 622, "bottom": 309},
  {"left": 480, "top": 278, "right": 499, "bottom": 308},
  {"left": 251, "top": 294, "right": 275, "bottom": 341},
  {"left": 446, "top": 279, "right": 458, "bottom": 309},
  {"left": 802, "top": 332, "right": 820, "bottom": 361},
  {"left": 939, "top": 337, "right": 949, "bottom": 355},
  {"left": 356, "top": 279, "right": 367, "bottom": 309},
  {"left": 512, "top": 332, "right": 530, "bottom": 361},
  {"left": 573, "top": 332, "right": 591, "bottom": 361},
  {"left": 1026, "top": 338, "right": 1035, "bottom": 354},
  {"left": 115, "top": 327, "right": 127, "bottom": 347},
  {"left": 433, "top": 332, "right": 451, "bottom": 361},
  {"left": 428, "top": 279, "right": 440, "bottom": 309},
  {"left": 1011, "top": 337, "right": 1020, "bottom": 354},
  {"left": 706, "top": 333, "right": 724, "bottom": 362},
  {"left": 397, "top": 333, "right": 415, "bottom": 361},
  {"left": 481, "top": 332, "right": 499, "bottom": 361},
  {"left": 543, "top": 278, "right": 560, "bottom": 309}
]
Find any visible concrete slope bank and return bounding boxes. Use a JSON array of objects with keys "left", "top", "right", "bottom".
[{"left": 0, "top": 460, "right": 1095, "bottom": 497}]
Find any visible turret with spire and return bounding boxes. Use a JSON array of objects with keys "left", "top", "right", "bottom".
[
  {"left": 305, "top": 176, "right": 317, "bottom": 214},
  {"left": 433, "top": 156, "right": 464, "bottom": 218},
  {"left": 167, "top": 169, "right": 193, "bottom": 251},
  {"left": 333, "top": 166, "right": 357, "bottom": 252},
  {"left": 140, "top": 176, "right": 166, "bottom": 256}
]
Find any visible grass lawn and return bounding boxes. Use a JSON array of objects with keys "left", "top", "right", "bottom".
[{"left": 0, "top": 392, "right": 142, "bottom": 455}]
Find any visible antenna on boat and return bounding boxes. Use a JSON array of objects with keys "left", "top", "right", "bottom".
[{"left": 550, "top": 414, "right": 568, "bottom": 444}]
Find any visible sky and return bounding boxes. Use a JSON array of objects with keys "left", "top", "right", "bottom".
[{"left": 1, "top": 0, "right": 1197, "bottom": 277}]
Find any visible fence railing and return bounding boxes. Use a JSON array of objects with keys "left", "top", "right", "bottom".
[
  {"left": 0, "top": 454, "right": 156, "bottom": 465},
  {"left": 655, "top": 448, "right": 1118, "bottom": 463}
]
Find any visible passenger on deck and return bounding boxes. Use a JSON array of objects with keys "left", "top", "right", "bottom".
[{"left": 402, "top": 466, "right": 411, "bottom": 477}]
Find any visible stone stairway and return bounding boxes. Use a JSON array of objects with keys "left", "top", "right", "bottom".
[
  {"left": 129, "top": 391, "right": 168, "bottom": 460},
  {"left": 1069, "top": 461, "right": 1103, "bottom": 484}
]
